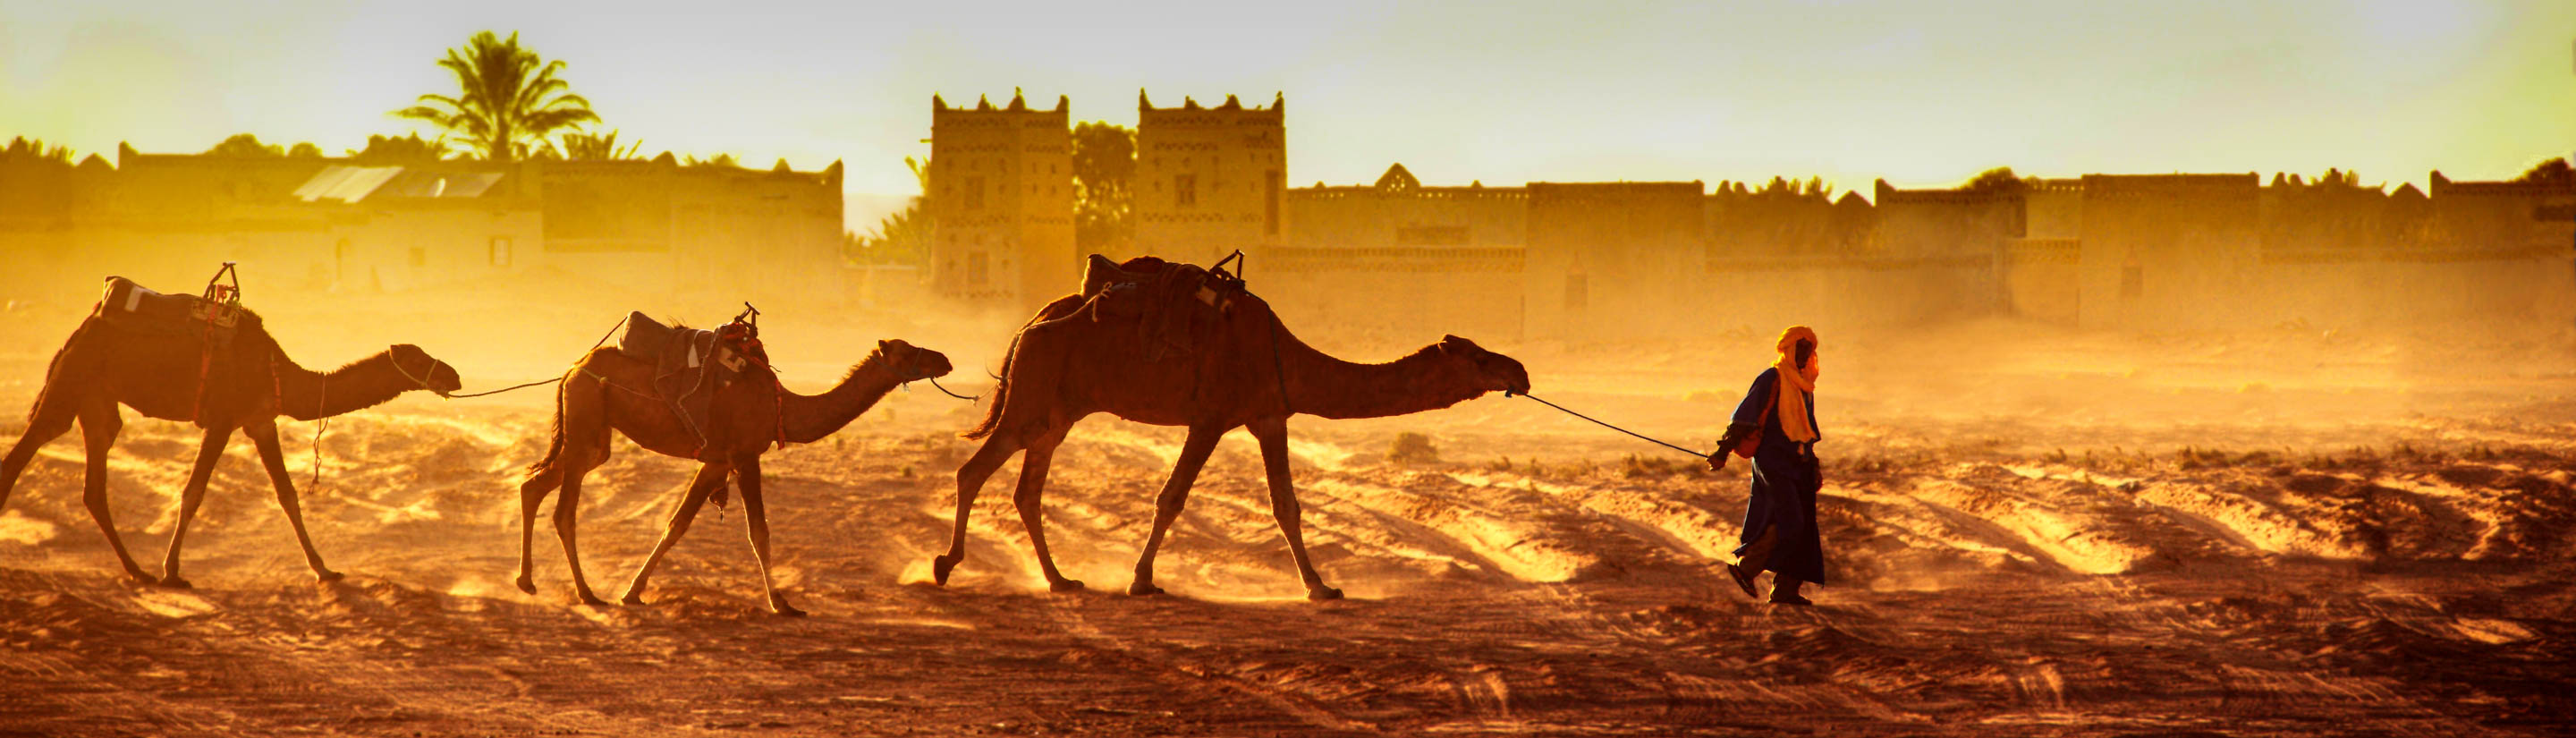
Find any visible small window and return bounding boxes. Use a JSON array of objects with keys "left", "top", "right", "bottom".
[
  {"left": 966, "top": 177, "right": 985, "bottom": 209},
  {"left": 2120, "top": 266, "right": 2143, "bottom": 299},
  {"left": 1175, "top": 174, "right": 1197, "bottom": 208},
  {"left": 966, "top": 251, "right": 989, "bottom": 287},
  {"left": 488, "top": 236, "right": 513, "bottom": 267},
  {"left": 409, "top": 246, "right": 427, "bottom": 268},
  {"left": 1564, "top": 275, "right": 1589, "bottom": 310}
]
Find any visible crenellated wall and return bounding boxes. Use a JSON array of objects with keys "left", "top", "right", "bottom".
[{"left": 928, "top": 90, "right": 1077, "bottom": 311}]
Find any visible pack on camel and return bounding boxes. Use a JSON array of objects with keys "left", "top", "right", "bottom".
[
  {"left": 516, "top": 310, "right": 952, "bottom": 616},
  {"left": 0, "top": 271, "right": 462, "bottom": 587},
  {"left": 933, "top": 254, "right": 1531, "bottom": 600}
]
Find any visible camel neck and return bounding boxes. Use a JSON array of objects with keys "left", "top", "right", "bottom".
[
  {"left": 275, "top": 352, "right": 418, "bottom": 420},
  {"left": 1273, "top": 327, "right": 1484, "bottom": 420},
  {"left": 781, "top": 359, "right": 907, "bottom": 444}
]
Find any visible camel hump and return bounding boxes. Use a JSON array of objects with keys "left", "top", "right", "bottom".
[{"left": 94, "top": 276, "right": 244, "bottom": 345}]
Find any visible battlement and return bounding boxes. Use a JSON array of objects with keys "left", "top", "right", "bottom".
[
  {"left": 2080, "top": 173, "right": 2260, "bottom": 199},
  {"left": 1138, "top": 89, "right": 1284, "bottom": 126}
]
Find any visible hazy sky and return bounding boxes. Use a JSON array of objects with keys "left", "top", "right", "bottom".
[{"left": 3, "top": 0, "right": 2570, "bottom": 219}]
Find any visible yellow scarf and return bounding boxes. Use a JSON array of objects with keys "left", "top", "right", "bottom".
[{"left": 1771, "top": 326, "right": 1819, "bottom": 443}]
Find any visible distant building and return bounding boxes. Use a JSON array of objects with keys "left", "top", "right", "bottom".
[
  {"left": 0, "top": 143, "right": 843, "bottom": 305},
  {"left": 1133, "top": 91, "right": 1286, "bottom": 267},
  {"left": 927, "top": 91, "right": 1076, "bottom": 310}
]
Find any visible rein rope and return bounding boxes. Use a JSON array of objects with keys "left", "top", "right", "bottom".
[{"left": 1514, "top": 393, "right": 1711, "bottom": 460}]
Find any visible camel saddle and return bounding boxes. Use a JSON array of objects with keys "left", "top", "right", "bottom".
[
  {"left": 1080, "top": 254, "right": 1238, "bottom": 362},
  {"left": 95, "top": 276, "right": 242, "bottom": 348},
  {"left": 614, "top": 310, "right": 758, "bottom": 456}
]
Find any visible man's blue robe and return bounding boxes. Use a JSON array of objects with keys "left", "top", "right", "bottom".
[{"left": 1731, "top": 368, "right": 1826, "bottom": 585}]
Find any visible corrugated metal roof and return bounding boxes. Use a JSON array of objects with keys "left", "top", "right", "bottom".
[
  {"left": 293, "top": 165, "right": 402, "bottom": 203},
  {"left": 292, "top": 165, "right": 504, "bottom": 202}
]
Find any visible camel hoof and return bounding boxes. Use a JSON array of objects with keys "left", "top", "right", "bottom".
[
  {"left": 313, "top": 570, "right": 344, "bottom": 584},
  {"left": 619, "top": 592, "right": 648, "bottom": 607},
  {"left": 156, "top": 577, "right": 194, "bottom": 590},
  {"left": 1050, "top": 579, "right": 1086, "bottom": 593},
  {"left": 1127, "top": 581, "right": 1165, "bottom": 597},
  {"left": 1307, "top": 586, "right": 1345, "bottom": 601},
  {"left": 577, "top": 593, "right": 610, "bottom": 607},
  {"left": 930, "top": 555, "right": 961, "bottom": 586},
  {"left": 513, "top": 575, "right": 537, "bottom": 595},
  {"left": 125, "top": 572, "right": 159, "bottom": 587},
  {"left": 769, "top": 597, "right": 807, "bottom": 617}
]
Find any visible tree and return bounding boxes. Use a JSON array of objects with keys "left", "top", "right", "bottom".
[
  {"left": 394, "top": 30, "right": 599, "bottom": 162},
  {"left": 346, "top": 133, "right": 446, "bottom": 164},
  {"left": 2515, "top": 157, "right": 2572, "bottom": 185},
  {"left": 206, "top": 133, "right": 285, "bottom": 157},
  {"left": 848, "top": 156, "right": 933, "bottom": 266},
  {"left": 3, "top": 137, "right": 72, "bottom": 164},
  {"left": 1964, "top": 166, "right": 2029, "bottom": 194},
  {"left": 287, "top": 142, "right": 323, "bottom": 158},
  {"left": 1072, "top": 122, "right": 1136, "bottom": 252},
  {"left": 558, "top": 130, "right": 643, "bottom": 161}
]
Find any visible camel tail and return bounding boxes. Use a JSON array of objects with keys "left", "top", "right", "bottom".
[
  {"left": 524, "top": 381, "right": 570, "bottom": 477},
  {"left": 960, "top": 330, "right": 1019, "bottom": 441},
  {"left": 963, "top": 298, "right": 1080, "bottom": 440}
]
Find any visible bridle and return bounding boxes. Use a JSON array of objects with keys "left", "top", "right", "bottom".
[{"left": 386, "top": 347, "right": 456, "bottom": 398}]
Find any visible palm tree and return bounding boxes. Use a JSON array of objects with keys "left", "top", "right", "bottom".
[
  {"left": 394, "top": 30, "right": 599, "bottom": 162},
  {"left": 558, "top": 130, "right": 642, "bottom": 161}
]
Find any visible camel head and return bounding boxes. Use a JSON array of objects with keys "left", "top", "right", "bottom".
[
  {"left": 386, "top": 344, "right": 464, "bottom": 395},
  {"left": 873, "top": 339, "right": 954, "bottom": 381},
  {"left": 1436, "top": 335, "right": 1530, "bottom": 396}
]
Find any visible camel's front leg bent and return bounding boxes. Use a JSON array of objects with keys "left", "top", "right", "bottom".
[
  {"left": 619, "top": 462, "right": 728, "bottom": 606},
  {"left": 156, "top": 423, "right": 234, "bottom": 588},
  {"left": 733, "top": 456, "right": 802, "bottom": 616},
  {"left": 1130, "top": 424, "right": 1224, "bottom": 597},
  {"left": 1249, "top": 417, "right": 1339, "bottom": 600},
  {"left": 245, "top": 420, "right": 341, "bottom": 582},
  {"left": 75, "top": 398, "right": 153, "bottom": 584}
]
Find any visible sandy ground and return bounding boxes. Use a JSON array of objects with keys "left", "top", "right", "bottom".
[{"left": 2, "top": 286, "right": 2573, "bottom": 736}]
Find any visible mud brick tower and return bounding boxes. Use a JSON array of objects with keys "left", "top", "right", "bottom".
[
  {"left": 1133, "top": 90, "right": 1286, "bottom": 266},
  {"left": 928, "top": 90, "right": 1077, "bottom": 309}
]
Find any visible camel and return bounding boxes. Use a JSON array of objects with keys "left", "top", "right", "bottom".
[
  {"left": 932, "top": 259, "right": 1531, "bottom": 600},
  {"left": 0, "top": 299, "right": 463, "bottom": 587},
  {"left": 516, "top": 337, "right": 953, "bottom": 616}
]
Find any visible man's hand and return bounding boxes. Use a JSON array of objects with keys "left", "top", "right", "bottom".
[{"left": 1707, "top": 452, "right": 1728, "bottom": 471}]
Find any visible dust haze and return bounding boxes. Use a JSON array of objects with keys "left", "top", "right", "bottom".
[{"left": 5, "top": 15, "right": 2576, "bottom": 738}]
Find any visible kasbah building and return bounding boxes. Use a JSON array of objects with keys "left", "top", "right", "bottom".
[
  {"left": 931, "top": 89, "right": 2575, "bottom": 339},
  {"left": 3, "top": 89, "right": 2567, "bottom": 341}
]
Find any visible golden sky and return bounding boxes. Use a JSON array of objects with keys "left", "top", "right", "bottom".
[{"left": 3, "top": 0, "right": 2570, "bottom": 214}]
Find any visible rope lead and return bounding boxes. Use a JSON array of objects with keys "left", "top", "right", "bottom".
[{"left": 1516, "top": 393, "right": 1711, "bottom": 460}]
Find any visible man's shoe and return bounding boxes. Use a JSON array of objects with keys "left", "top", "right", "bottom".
[
  {"left": 1767, "top": 593, "right": 1812, "bottom": 607},
  {"left": 1725, "top": 563, "right": 1759, "bottom": 598}
]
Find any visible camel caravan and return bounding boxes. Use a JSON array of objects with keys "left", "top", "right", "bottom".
[{"left": 0, "top": 253, "right": 1529, "bottom": 615}]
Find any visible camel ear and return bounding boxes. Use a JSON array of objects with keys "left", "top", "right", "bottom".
[{"left": 877, "top": 339, "right": 892, "bottom": 352}]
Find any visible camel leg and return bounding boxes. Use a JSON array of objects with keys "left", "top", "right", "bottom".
[
  {"left": 1012, "top": 428, "right": 1081, "bottom": 592},
  {"left": 1249, "top": 417, "right": 1340, "bottom": 600},
  {"left": 933, "top": 437, "right": 1024, "bottom": 586},
  {"left": 618, "top": 462, "right": 728, "bottom": 606},
  {"left": 1129, "top": 424, "right": 1224, "bottom": 597},
  {"left": 0, "top": 391, "right": 80, "bottom": 514},
  {"left": 521, "top": 378, "right": 609, "bottom": 598},
  {"left": 155, "top": 424, "right": 234, "bottom": 589},
  {"left": 552, "top": 459, "right": 609, "bottom": 607},
  {"left": 245, "top": 421, "right": 341, "bottom": 582},
  {"left": 513, "top": 464, "right": 561, "bottom": 595},
  {"left": 74, "top": 398, "right": 153, "bottom": 584},
  {"left": 733, "top": 456, "right": 803, "bottom": 616}
]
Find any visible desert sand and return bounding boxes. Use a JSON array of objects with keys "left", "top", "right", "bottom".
[{"left": 1, "top": 277, "right": 2572, "bottom": 736}]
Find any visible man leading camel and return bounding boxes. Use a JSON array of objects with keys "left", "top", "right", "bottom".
[{"left": 1707, "top": 326, "right": 1826, "bottom": 606}]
